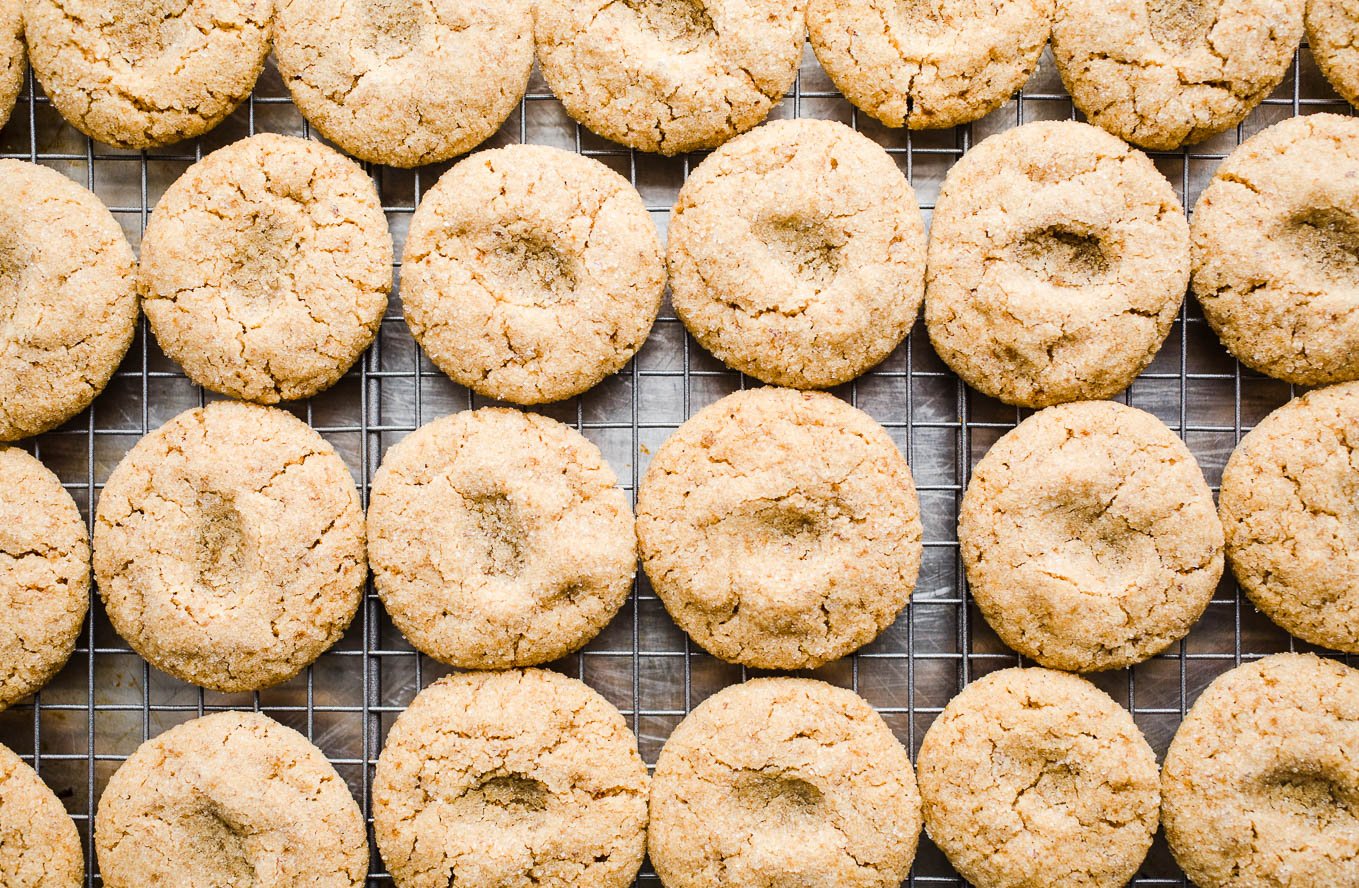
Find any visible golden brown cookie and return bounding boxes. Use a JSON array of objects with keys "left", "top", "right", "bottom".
[
  {"left": 0, "top": 0, "right": 22, "bottom": 131},
  {"left": 1192, "top": 113, "right": 1359, "bottom": 385},
  {"left": 0, "top": 447, "right": 88, "bottom": 710},
  {"left": 917, "top": 667, "right": 1161, "bottom": 888},
  {"left": 649, "top": 678, "right": 922, "bottom": 888},
  {"left": 808, "top": 0, "right": 1054, "bottom": 129},
  {"left": 372, "top": 669, "right": 649, "bottom": 888},
  {"left": 1310, "top": 0, "right": 1359, "bottom": 106},
  {"left": 140, "top": 133, "right": 391, "bottom": 404},
  {"left": 0, "top": 742, "right": 82, "bottom": 887},
  {"left": 368, "top": 408, "right": 635, "bottom": 669},
  {"left": 273, "top": 0, "right": 533, "bottom": 167},
  {"left": 92, "top": 401, "right": 366, "bottom": 693},
  {"left": 668, "top": 119, "right": 927, "bottom": 389},
  {"left": 533, "top": 0, "right": 807, "bottom": 155},
  {"left": 95, "top": 710, "right": 368, "bottom": 888},
  {"left": 636, "top": 387, "right": 922, "bottom": 670},
  {"left": 1162, "top": 653, "right": 1359, "bottom": 888},
  {"left": 1052, "top": 0, "right": 1304, "bottom": 150},
  {"left": 925, "top": 120, "right": 1189, "bottom": 408},
  {"left": 961, "top": 400, "right": 1224, "bottom": 671},
  {"left": 22, "top": 0, "right": 270, "bottom": 148},
  {"left": 401, "top": 144, "right": 664, "bottom": 405},
  {"left": 0, "top": 159, "right": 138, "bottom": 442},
  {"left": 1220, "top": 381, "right": 1359, "bottom": 652}
]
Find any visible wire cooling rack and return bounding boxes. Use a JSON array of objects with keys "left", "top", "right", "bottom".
[{"left": 2, "top": 36, "right": 1357, "bottom": 887}]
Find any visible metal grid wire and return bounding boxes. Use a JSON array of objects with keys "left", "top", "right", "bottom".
[{"left": 2, "top": 35, "right": 1357, "bottom": 886}]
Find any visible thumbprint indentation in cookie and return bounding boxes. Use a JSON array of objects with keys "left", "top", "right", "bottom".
[
  {"left": 622, "top": 0, "right": 716, "bottom": 50},
  {"left": 733, "top": 771, "right": 824, "bottom": 819},
  {"left": 1259, "top": 763, "right": 1359, "bottom": 827},
  {"left": 192, "top": 803, "right": 257, "bottom": 883},
  {"left": 194, "top": 490, "right": 249, "bottom": 595},
  {"left": 1013, "top": 225, "right": 1112, "bottom": 288},
  {"left": 107, "top": 0, "right": 195, "bottom": 66},
  {"left": 1014, "top": 757, "right": 1085, "bottom": 814},
  {"left": 482, "top": 231, "right": 579, "bottom": 308},
  {"left": 1286, "top": 206, "right": 1359, "bottom": 282},
  {"left": 465, "top": 490, "right": 527, "bottom": 577},
  {"left": 891, "top": 0, "right": 952, "bottom": 36},
  {"left": 359, "top": 0, "right": 426, "bottom": 53},
  {"left": 753, "top": 216, "right": 845, "bottom": 292},
  {"left": 1146, "top": 0, "right": 1220, "bottom": 52},
  {"left": 223, "top": 212, "right": 300, "bottom": 300},
  {"left": 0, "top": 243, "right": 21, "bottom": 328},
  {"left": 469, "top": 774, "right": 550, "bottom": 813}
]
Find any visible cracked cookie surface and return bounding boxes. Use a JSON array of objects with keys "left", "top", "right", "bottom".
[
  {"left": 918, "top": 667, "right": 1160, "bottom": 888},
  {"left": 961, "top": 400, "right": 1224, "bottom": 672},
  {"left": 1162, "top": 653, "right": 1359, "bottom": 888},
  {"left": 368, "top": 408, "right": 635, "bottom": 669},
  {"left": 273, "top": 0, "right": 532, "bottom": 167},
  {"left": 0, "top": 447, "right": 89, "bottom": 710},
  {"left": 372, "top": 669, "right": 649, "bottom": 888},
  {"left": 0, "top": 160, "right": 137, "bottom": 442},
  {"left": 92, "top": 401, "right": 366, "bottom": 692},
  {"left": 1052, "top": 0, "right": 1303, "bottom": 150},
  {"left": 1220, "top": 381, "right": 1359, "bottom": 652},
  {"left": 0, "top": 0, "right": 22, "bottom": 131},
  {"left": 140, "top": 133, "right": 391, "bottom": 404},
  {"left": 649, "top": 678, "right": 922, "bottom": 888},
  {"left": 401, "top": 144, "right": 664, "bottom": 405},
  {"left": 0, "top": 742, "right": 82, "bottom": 887},
  {"left": 636, "top": 387, "right": 922, "bottom": 670},
  {"left": 1193, "top": 113, "right": 1359, "bottom": 385},
  {"left": 924, "top": 120, "right": 1189, "bottom": 408},
  {"left": 668, "top": 119, "right": 926, "bottom": 389},
  {"left": 1310, "top": 0, "right": 1359, "bottom": 106},
  {"left": 808, "top": 0, "right": 1053, "bottom": 129},
  {"left": 534, "top": 0, "right": 807, "bottom": 155},
  {"left": 95, "top": 710, "right": 368, "bottom": 888},
  {"left": 22, "top": 0, "right": 269, "bottom": 148}
]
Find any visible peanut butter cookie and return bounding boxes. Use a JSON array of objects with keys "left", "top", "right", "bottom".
[
  {"left": 0, "top": 0, "right": 22, "bottom": 131},
  {"left": 0, "top": 742, "right": 82, "bottom": 887},
  {"left": 1310, "top": 0, "right": 1359, "bottom": 106}
]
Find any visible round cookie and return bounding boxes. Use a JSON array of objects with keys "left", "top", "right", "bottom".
[
  {"left": 273, "top": 0, "right": 533, "bottom": 167},
  {"left": 1220, "top": 381, "right": 1359, "bottom": 652},
  {"left": 0, "top": 447, "right": 89, "bottom": 709},
  {"left": 1192, "top": 113, "right": 1359, "bottom": 385},
  {"left": 1310, "top": 0, "right": 1359, "bottom": 106},
  {"left": 808, "top": 0, "right": 1054, "bottom": 129},
  {"left": 372, "top": 669, "right": 649, "bottom": 888},
  {"left": 140, "top": 133, "right": 391, "bottom": 404},
  {"left": 23, "top": 0, "right": 270, "bottom": 149},
  {"left": 925, "top": 120, "right": 1189, "bottom": 408},
  {"left": 534, "top": 0, "right": 807, "bottom": 155},
  {"left": 1162, "top": 653, "right": 1359, "bottom": 887},
  {"left": 1, "top": 0, "right": 22, "bottom": 131},
  {"left": 368, "top": 408, "right": 636, "bottom": 669},
  {"left": 0, "top": 743, "right": 82, "bottom": 887},
  {"left": 668, "top": 119, "right": 927, "bottom": 389},
  {"left": 95, "top": 710, "right": 368, "bottom": 887},
  {"left": 1, "top": 160, "right": 138, "bottom": 442},
  {"left": 917, "top": 667, "right": 1161, "bottom": 888},
  {"left": 1051, "top": 0, "right": 1304, "bottom": 150},
  {"left": 401, "top": 144, "right": 664, "bottom": 405},
  {"left": 649, "top": 678, "right": 922, "bottom": 888},
  {"left": 92, "top": 401, "right": 366, "bottom": 693},
  {"left": 961, "top": 401, "right": 1224, "bottom": 672},
  {"left": 636, "top": 387, "right": 922, "bottom": 670}
]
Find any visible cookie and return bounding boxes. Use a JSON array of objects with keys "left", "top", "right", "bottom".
[
  {"left": 961, "top": 400, "right": 1224, "bottom": 672},
  {"left": 924, "top": 120, "right": 1189, "bottom": 408},
  {"left": 95, "top": 710, "right": 368, "bottom": 888},
  {"left": 649, "top": 678, "right": 922, "bottom": 888},
  {"left": 0, "top": 447, "right": 89, "bottom": 709},
  {"left": 0, "top": 160, "right": 138, "bottom": 442},
  {"left": 23, "top": 0, "right": 270, "bottom": 149},
  {"left": 368, "top": 408, "right": 635, "bottom": 669},
  {"left": 92, "top": 401, "right": 366, "bottom": 693},
  {"left": 636, "top": 387, "right": 922, "bottom": 670},
  {"left": 1310, "top": 0, "right": 1359, "bottom": 106},
  {"left": 273, "top": 0, "right": 533, "bottom": 167},
  {"left": 140, "top": 133, "right": 391, "bottom": 404},
  {"left": 917, "top": 667, "right": 1161, "bottom": 888},
  {"left": 1220, "top": 381, "right": 1359, "bottom": 652},
  {"left": 372, "top": 669, "right": 649, "bottom": 888},
  {"left": 807, "top": 0, "right": 1054, "bottom": 129},
  {"left": 0, "top": 0, "right": 22, "bottom": 131},
  {"left": 534, "top": 0, "right": 806, "bottom": 155},
  {"left": 0, "top": 742, "right": 82, "bottom": 887},
  {"left": 668, "top": 119, "right": 927, "bottom": 389},
  {"left": 1162, "top": 653, "right": 1359, "bottom": 887},
  {"left": 1192, "top": 113, "right": 1359, "bottom": 385},
  {"left": 1052, "top": 0, "right": 1303, "bottom": 150},
  {"left": 401, "top": 144, "right": 664, "bottom": 405}
]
